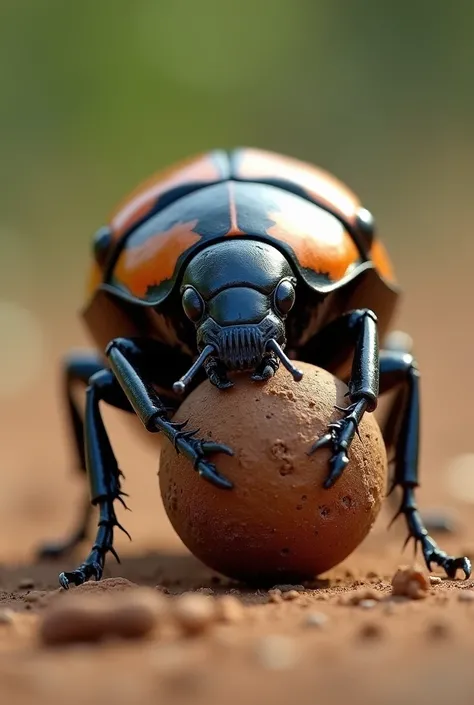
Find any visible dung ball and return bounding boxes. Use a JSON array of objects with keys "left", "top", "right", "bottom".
[{"left": 159, "top": 362, "right": 387, "bottom": 583}]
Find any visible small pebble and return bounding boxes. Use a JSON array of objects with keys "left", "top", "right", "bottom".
[
  {"left": 172, "top": 593, "right": 217, "bottom": 636},
  {"left": 282, "top": 590, "right": 300, "bottom": 601},
  {"left": 111, "top": 589, "right": 167, "bottom": 639},
  {"left": 39, "top": 587, "right": 165, "bottom": 646},
  {"left": 429, "top": 576, "right": 442, "bottom": 586},
  {"left": 391, "top": 565, "right": 429, "bottom": 600},
  {"left": 255, "top": 636, "right": 297, "bottom": 670},
  {"left": 458, "top": 591, "right": 474, "bottom": 602},
  {"left": 359, "top": 599, "right": 377, "bottom": 610},
  {"left": 40, "top": 597, "right": 111, "bottom": 645},
  {"left": 215, "top": 595, "right": 244, "bottom": 623},
  {"left": 268, "top": 589, "right": 283, "bottom": 604},
  {"left": 0, "top": 609, "right": 14, "bottom": 625},
  {"left": 304, "top": 612, "right": 328, "bottom": 628},
  {"left": 18, "top": 578, "right": 35, "bottom": 590}
]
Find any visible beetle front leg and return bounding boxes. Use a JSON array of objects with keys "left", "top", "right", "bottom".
[
  {"left": 309, "top": 309, "right": 379, "bottom": 488},
  {"left": 106, "top": 338, "right": 234, "bottom": 489}
]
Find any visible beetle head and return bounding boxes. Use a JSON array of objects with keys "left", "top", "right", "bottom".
[{"left": 173, "top": 239, "right": 302, "bottom": 393}]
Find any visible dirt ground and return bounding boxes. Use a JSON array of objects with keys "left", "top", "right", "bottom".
[{"left": 2, "top": 268, "right": 474, "bottom": 705}]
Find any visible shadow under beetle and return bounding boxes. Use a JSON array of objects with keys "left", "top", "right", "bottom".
[{"left": 38, "top": 147, "right": 470, "bottom": 587}]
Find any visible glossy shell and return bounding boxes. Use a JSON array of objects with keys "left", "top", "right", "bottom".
[{"left": 85, "top": 148, "right": 397, "bottom": 310}]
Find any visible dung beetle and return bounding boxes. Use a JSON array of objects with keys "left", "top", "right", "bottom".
[{"left": 38, "top": 147, "right": 470, "bottom": 587}]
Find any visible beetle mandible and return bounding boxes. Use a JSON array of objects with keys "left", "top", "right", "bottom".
[{"left": 38, "top": 147, "right": 470, "bottom": 587}]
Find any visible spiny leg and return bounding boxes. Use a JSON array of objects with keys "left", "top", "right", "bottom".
[
  {"left": 106, "top": 338, "right": 234, "bottom": 489},
  {"left": 57, "top": 339, "right": 192, "bottom": 588},
  {"left": 309, "top": 309, "right": 379, "bottom": 488},
  {"left": 60, "top": 335, "right": 236, "bottom": 588},
  {"left": 38, "top": 352, "right": 104, "bottom": 559},
  {"left": 59, "top": 368, "right": 134, "bottom": 588},
  {"left": 379, "top": 331, "right": 454, "bottom": 534},
  {"left": 380, "top": 346, "right": 470, "bottom": 579}
]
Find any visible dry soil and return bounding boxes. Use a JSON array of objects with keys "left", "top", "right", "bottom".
[{"left": 2, "top": 293, "right": 474, "bottom": 705}]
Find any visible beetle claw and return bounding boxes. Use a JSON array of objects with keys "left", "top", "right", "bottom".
[
  {"left": 323, "top": 452, "right": 350, "bottom": 488},
  {"left": 197, "top": 462, "right": 233, "bottom": 490},
  {"left": 308, "top": 433, "right": 332, "bottom": 454},
  {"left": 59, "top": 561, "right": 103, "bottom": 589},
  {"left": 425, "top": 552, "right": 472, "bottom": 581},
  {"left": 201, "top": 441, "right": 234, "bottom": 457},
  {"left": 309, "top": 403, "right": 365, "bottom": 488},
  {"left": 59, "top": 572, "right": 71, "bottom": 590},
  {"left": 160, "top": 417, "right": 235, "bottom": 490}
]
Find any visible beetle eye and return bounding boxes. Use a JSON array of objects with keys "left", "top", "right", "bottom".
[
  {"left": 182, "top": 287, "right": 204, "bottom": 322},
  {"left": 274, "top": 280, "right": 296, "bottom": 316}
]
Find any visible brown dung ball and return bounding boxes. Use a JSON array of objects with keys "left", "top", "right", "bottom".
[{"left": 159, "top": 361, "right": 387, "bottom": 583}]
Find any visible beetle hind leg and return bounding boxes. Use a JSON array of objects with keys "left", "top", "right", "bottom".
[
  {"left": 59, "top": 369, "right": 133, "bottom": 589},
  {"left": 37, "top": 352, "right": 104, "bottom": 560},
  {"left": 380, "top": 346, "right": 470, "bottom": 580}
]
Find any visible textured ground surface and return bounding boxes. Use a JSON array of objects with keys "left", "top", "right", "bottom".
[{"left": 2, "top": 288, "right": 474, "bottom": 705}]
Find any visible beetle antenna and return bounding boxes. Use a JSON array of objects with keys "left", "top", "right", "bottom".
[
  {"left": 173, "top": 344, "right": 216, "bottom": 395},
  {"left": 266, "top": 339, "right": 303, "bottom": 381}
]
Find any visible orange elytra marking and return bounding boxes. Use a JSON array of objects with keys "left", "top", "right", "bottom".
[
  {"left": 114, "top": 220, "right": 201, "bottom": 298},
  {"left": 370, "top": 239, "right": 397, "bottom": 284},
  {"left": 109, "top": 154, "right": 222, "bottom": 240},
  {"left": 266, "top": 208, "right": 359, "bottom": 282},
  {"left": 226, "top": 181, "right": 246, "bottom": 235},
  {"left": 237, "top": 148, "right": 361, "bottom": 226}
]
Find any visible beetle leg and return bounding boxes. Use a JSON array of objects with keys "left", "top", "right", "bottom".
[
  {"left": 380, "top": 347, "right": 471, "bottom": 580},
  {"left": 381, "top": 330, "right": 456, "bottom": 534},
  {"left": 251, "top": 353, "right": 279, "bottom": 382},
  {"left": 106, "top": 338, "right": 234, "bottom": 489},
  {"left": 309, "top": 309, "right": 379, "bottom": 488},
  {"left": 204, "top": 357, "right": 234, "bottom": 389},
  {"left": 37, "top": 352, "right": 104, "bottom": 560},
  {"left": 59, "top": 369, "right": 133, "bottom": 589},
  {"left": 309, "top": 398, "right": 370, "bottom": 487}
]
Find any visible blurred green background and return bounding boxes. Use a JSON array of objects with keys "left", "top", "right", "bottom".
[
  {"left": 1, "top": 0, "right": 474, "bottom": 554},
  {"left": 2, "top": 0, "right": 474, "bottom": 311}
]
